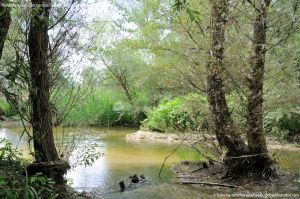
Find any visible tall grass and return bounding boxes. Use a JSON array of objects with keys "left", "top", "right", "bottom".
[{"left": 61, "top": 89, "right": 135, "bottom": 127}]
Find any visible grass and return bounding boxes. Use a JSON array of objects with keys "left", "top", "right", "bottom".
[{"left": 61, "top": 89, "right": 134, "bottom": 127}]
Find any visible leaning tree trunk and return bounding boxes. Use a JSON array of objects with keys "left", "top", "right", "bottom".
[
  {"left": 207, "top": 0, "right": 248, "bottom": 159},
  {"left": 246, "top": 0, "right": 276, "bottom": 175},
  {"left": 0, "top": 0, "right": 11, "bottom": 58},
  {"left": 28, "top": 0, "right": 69, "bottom": 186}
]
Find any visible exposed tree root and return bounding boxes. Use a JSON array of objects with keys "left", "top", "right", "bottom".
[
  {"left": 26, "top": 160, "right": 70, "bottom": 185},
  {"left": 172, "top": 160, "right": 296, "bottom": 190},
  {"left": 223, "top": 153, "right": 278, "bottom": 180}
]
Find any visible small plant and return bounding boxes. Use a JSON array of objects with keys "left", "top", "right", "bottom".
[
  {"left": 0, "top": 139, "right": 58, "bottom": 199},
  {"left": 70, "top": 142, "right": 103, "bottom": 167},
  {"left": 24, "top": 173, "right": 58, "bottom": 199}
]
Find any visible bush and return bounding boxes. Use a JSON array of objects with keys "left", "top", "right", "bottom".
[
  {"left": 142, "top": 93, "right": 210, "bottom": 132},
  {"left": 0, "top": 139, "right": 58, "bottom": 199},
  {"left": 264, "top": 108, "right": 300, "bottom": 140}
]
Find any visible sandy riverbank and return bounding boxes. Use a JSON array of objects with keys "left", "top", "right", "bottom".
[{"left": 126, "top": 130, "right": 300, "bottom": 151}]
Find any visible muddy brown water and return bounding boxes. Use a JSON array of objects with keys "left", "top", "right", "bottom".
[{"left": 0, "top": 127, "right": 299, "bottom": 199}]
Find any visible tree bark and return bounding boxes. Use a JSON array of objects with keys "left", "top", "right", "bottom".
[
  {"left": 246, "top": 0, "right": 275, "bottom": 173},
  {"left": 0, "top": 1, "right": 12, "bottom": 102},
  {"left": 0, "top": 0, "right": 11, "bottom": 58},
  {"left": 29, "top": 0, "right": 58, "bottom": 162},
  {"left": 28, "top": 0, "right": 69, "bottom": 185},
  {"left": 207, "top": 0, "right": 248, "bottom": 158},
  {"left": 246, "top": 0, "right": 270, "bottom": 154}
]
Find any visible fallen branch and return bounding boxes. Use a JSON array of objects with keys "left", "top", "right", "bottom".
[
  {"left": 176, "top": 176, "right": 209, "bottom": 179},
  {"left": 225, "top": 153, "right": 268, "bottom": 160},
  {"left": 174, "top": 180, "right": 238, "bottom": 188}
]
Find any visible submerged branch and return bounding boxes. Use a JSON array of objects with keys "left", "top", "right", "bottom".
[{"left": 159, "top": 140, "right": 185, "bottom": 179}]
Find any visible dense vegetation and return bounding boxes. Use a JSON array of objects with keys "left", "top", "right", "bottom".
[
  {"left": 0, "top": 139, "right": 59, "bottom": 198},
  {"left": 0, "top": 0, "right": 300, "bottom": 197},
  {"left": 59, "top": 0, "right": 300, "bottom": 142},
  {"left": 0, "top": 0, "right": 299, "bottom": 140}
]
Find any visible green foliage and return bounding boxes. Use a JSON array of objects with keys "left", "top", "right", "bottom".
[
  {"left": 173, "top": 0, "right": 201, "bottom": 22},
  {"left": 25, "top": 173, "right": 58, "bottom": 199},
  {"left": 264, "top": 108, "right": 300, "bottom": 139},
  {"left": 0, "top": 98, "right": 18, "bottom": 117},
  {"left": 0, "top": 139, "right": 22, "bottom": 162},
  {"left": 142, "top": 93, "right": 209, "bottom": 132},
  {"left": 277, "top": 113, "right": 300, "bottom": 133},
  {"left": 226, "top": 92, "right": 247, "bottom": 128},
  {"left": 61, "top": 89, "right": 135, "bottom": 126},
  {"left": 72, "top": 143, "right": 103, "bottom": 167},
  {"left": 0, "top": 139, "right": 58, "bottom": 199}
]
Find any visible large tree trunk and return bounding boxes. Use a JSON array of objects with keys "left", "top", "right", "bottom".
[
  {"left": 0, "top": 1, "right": 12, "bottom": 104},
  {"left": 28, "top": 0, "right": 69, "bottom": 186},
  {"left": 0, "top": 0, "right": 11, "bottom": 58},
  {"left": 207, "top": 0, "right": 248, "bottom": 158},
  {"left": 246, "top": 0, "right": 275, "bottom": 174},
  {"left": 29, "top": 0, "right": 58, "bottom": 163}
]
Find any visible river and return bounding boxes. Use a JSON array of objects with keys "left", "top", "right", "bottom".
[{"left": 0, "top": 127, "right": 299, "bottom": 199}]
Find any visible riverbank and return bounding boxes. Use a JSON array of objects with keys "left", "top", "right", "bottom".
[
  {"left": 172, "top": 160, "right": 300, "bottom": 198},
  {"left": 0, "top": 120, "right": 25, "bottom": 128},
  {"left": 126, "top": 130, "right": 300, "bottom": 151},
  {"left": 0, "top": 152, "right": 101, "bottom": 199}
]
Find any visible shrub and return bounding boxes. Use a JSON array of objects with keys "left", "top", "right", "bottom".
[
  {"left": 0, "top": 139, "right": 58, "bottom": 199},
  {"left": 264, "top": 108, "right": 300, "bottom": 140},
  {"left": 142, "top": 93, "right": 210, "bottom": 132}
]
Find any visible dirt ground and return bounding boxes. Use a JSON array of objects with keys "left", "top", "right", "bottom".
[{"left": 172, "top": 161, "right": 300, "bottom": 198}]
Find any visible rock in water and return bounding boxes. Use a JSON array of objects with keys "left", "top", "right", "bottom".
[
  {"left": 131, "top": 174, "right": 139, "bottom": 183},
  {"left": 119, "top": 181, "right": 125, "bottom": 192},
  {"left": 140, "top": 174, "right": 145, "bottom": 179}
]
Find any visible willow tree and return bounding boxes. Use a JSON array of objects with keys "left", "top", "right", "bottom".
[
  {"left": 132, "top": 0, "right": 280, "bottom": 176},
  {"left": 207, "top": 0, "right": 248, "bottom": 160},
  {"left": 205, "top": 0, "right": 276, "bottom": 176},
  {"left": 245, "top": 0, "right": 275, "bottom": 172},
  {"left": 28, "top": 0, "right": 69, "bottom": 185}
]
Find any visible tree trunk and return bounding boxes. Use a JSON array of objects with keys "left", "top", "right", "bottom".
[
  {"left": 0, "top": 0, "right": 11, "bottom": 58},
  {"left": 246, "top": 0, "right": 275, "bottom": 174},
  {"left": 28, "top": 0, "right": 69, "bottom": 185},
  {"left": 121, "top": 81, "right": 134, "bottom": 105},
  {"left": 207, "top": 0, "right": 248, "bottom": 158},
  {"left": 0, "top": 1, "right": 12, "bottom": 103},
  {"left": 29, "top": 0, "right": 58, "bottom": 163}
]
